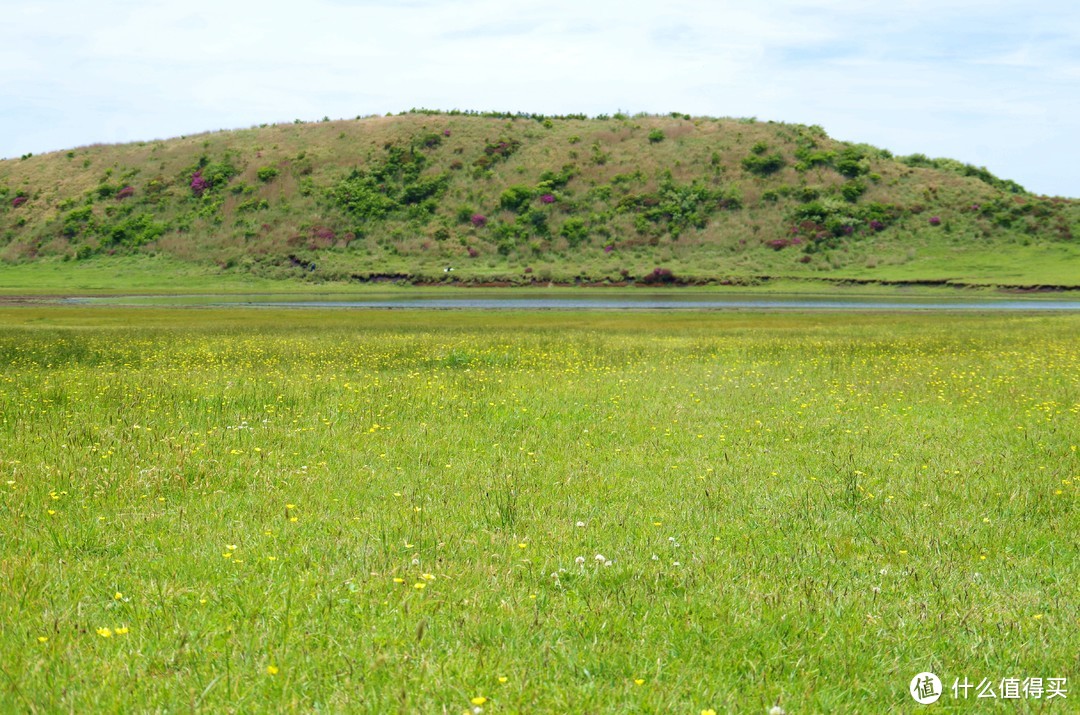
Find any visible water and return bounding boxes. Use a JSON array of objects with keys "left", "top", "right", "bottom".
[
  {"left": 258, "top": 298, "right": 1080, "bottom": 311},
  {"left": 79, "top": 294, "right": 1080, "bottom": 311}
]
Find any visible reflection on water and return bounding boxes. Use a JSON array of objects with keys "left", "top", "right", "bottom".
[
  {"left": 71, "top": 294, "right": 1080, "bottom": 311},
  {"left": 243, "top": 297, "right": 1080, "bottom": 311}
]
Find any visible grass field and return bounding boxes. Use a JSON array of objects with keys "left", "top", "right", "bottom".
[
  {"left": 3, "top": 253, "right": 1076, "bottom": 299},
  {"left": 0, "top": 307, "right": 1076, "bottom": 712}
]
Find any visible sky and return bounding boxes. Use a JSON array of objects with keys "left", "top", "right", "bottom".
[{"left": 3, "top": 0, "right": 1078, "bottom": 197}]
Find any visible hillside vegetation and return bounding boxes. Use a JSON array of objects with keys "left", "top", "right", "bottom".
[{"left": 1, "top": 110, "right": 1078, "bottom": 287}]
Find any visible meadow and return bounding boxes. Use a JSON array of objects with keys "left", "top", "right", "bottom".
[{"left": 0, "top": 307, "right": 1076, "bottom": 712}]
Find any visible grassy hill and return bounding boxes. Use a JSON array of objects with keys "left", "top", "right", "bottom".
[{"left": 1, "top": 110, "right": 1078, "bottom": 289}]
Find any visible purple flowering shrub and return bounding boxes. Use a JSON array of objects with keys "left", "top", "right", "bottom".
[
  {"left": 116, "top": 186, "right": 135, "bottom": 200},
  {"left": 12, "top": 195, "right": 28, "bottom": 208},
  {"left": 309, "top": 226, "right": 337, "bottom": 249},
  {"left": 190, "top": 171, "right": 210, "bottom": 197},
  {"left": 470, "top": 214, "right": 487, "bottom": 228},
  {"left": 641, "top": 267, "right": 676, "bottom": 284},
  {"left": 539, "top": 193, "right": 555, "bottom": 204},
  {"left": 187, "top": 157, "right": 239, "bottom": 198},
  {"left": 928, "top": 216, "right": 941, "bottom": 226}
]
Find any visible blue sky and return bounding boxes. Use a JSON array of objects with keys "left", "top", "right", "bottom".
[{"left": 4, "top": 0, "right": 1078, "bottom": 196}]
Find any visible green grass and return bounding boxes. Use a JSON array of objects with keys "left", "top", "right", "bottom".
[
  {"left": 2, "top": 253, "right": 1075, "bottom": 300},
  {"left": 0, "top": 307, "right": 1076, "bottom": 712}
]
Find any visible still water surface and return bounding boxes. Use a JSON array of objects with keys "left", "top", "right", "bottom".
[{"left": 81, "top": 294, "right": 1080, "bottom": 311}]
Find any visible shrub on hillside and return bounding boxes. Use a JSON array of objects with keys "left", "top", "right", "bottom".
[
  {"left": 328, "top": 172, "right": 398, "bottom": 220},
  {"left": 61, "top": 206, "right": 95, "bottom": 237},
  {"left": 473, "top": 138, "right": 521, "bottom": 169},
  {"left": 616, "top": 177, "right": 735, "bottom": 238},
  {"left": 742, "top": 152, "right": 786, "bottom": 177},
  {"left": 500, "top": 185, "right": 534, "bottom": 213},
  {"left": 190, "top": 171, "right": 210, "bottom": 196},
  {"left": 103, "top": 213, "right": 167, "bottom": 248},
  {"left": 793, "top": 146, "right": 836, "bottom": 171},
  {"left": 400, "top": 174, "right": 449, "bottom": 205},
  {"left": 518, "top": 208, "right": 549, "bottom": 236},
  {"left": 537, "top": 165, "right": 577, "bottom": 191},
  {"left": 188, "top": 156, "right": 240, "bottom": 197},
  {"left": 835, "top": 147, "right": 870, "bottom": 178},
  {"left": 327, "top": 144, "right": 447, "bottom": 224},
  {"left": 840, "top": 180, "right": 866, "bottom": 202},
  {"left": 560, "top": 217, "right": 588, "bottom": 246},
  {"left": 641, "top": 267, "right": 676, "bottom": 284},
  {"left": 416, "top": 132, "right": 443, "bottom": 149},
  {"left": 787, "top": 198, "right": 901, "bottom": 247}
]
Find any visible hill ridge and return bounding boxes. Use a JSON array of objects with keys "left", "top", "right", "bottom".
[{"left": 1, "top": 111, "right": 1077, "bottom": 287}]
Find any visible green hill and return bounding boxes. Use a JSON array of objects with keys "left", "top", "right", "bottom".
[{"left": 2, "top": 110, "right": 1078, "bottom": 289}]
